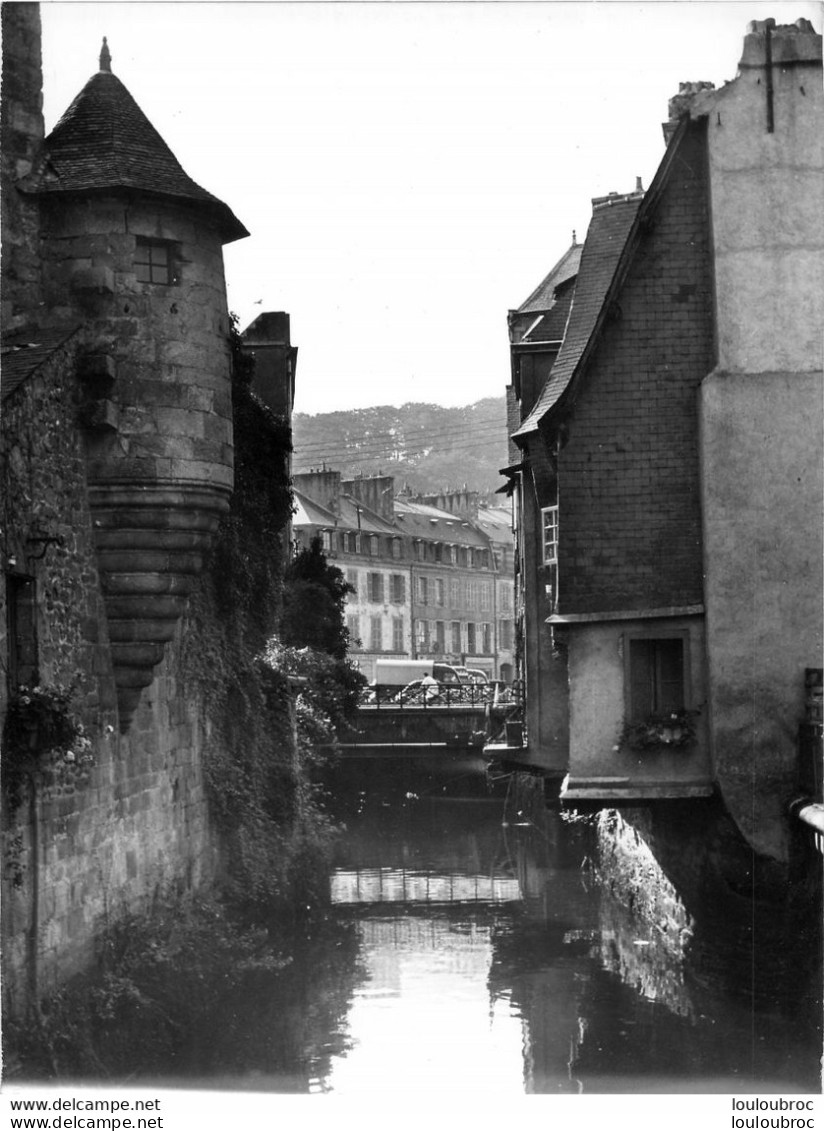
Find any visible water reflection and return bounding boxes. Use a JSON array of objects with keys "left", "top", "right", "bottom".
[
  {"left": 177, "top": 755, "right": 819, "bottom": 1093},
  {"left": 317, "top": 757, "right": 820, "bottom": 1094},
  {"left": 323, "top": 913, "right": 525, "bottom": 1094}
]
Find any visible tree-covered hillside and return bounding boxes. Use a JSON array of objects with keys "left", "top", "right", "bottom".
[{"left": 291, "top": 397, "right": 508, "bottom": 495}]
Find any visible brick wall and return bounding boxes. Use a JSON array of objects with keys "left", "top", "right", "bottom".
[{"left": 558, "top": 121, "right": 713, "bottom": 614}]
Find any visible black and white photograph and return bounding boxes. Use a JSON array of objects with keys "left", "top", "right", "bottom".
[{"left": 1, "top": 0, "right": 821, "bottom": 1121}]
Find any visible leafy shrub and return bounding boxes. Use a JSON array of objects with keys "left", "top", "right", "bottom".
[{"left": 2, "top": 683, "right": 93, "bottom": 809}]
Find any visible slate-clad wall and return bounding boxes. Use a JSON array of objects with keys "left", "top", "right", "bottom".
[{"left": 558, "top": 122, "right": 713, "bottom": 615}]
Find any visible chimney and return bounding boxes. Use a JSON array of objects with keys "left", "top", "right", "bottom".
[
  {"left": 240, "top": 312, "right": 297, "bottom": 418},
  {"left": 662, "top": 80, "right": 716, "bottom": 144},
  {"left": 342, "top": 474, "right": 395, "bottom": 523},
  {"left": 419, "top": 488, "right": 479, "bottom": 520},
  {"left": 293, "top": 469, "right": 341, "bottom": 515},
  {"left": 740, "top": 17, "right": 821, "bottom": 68}
]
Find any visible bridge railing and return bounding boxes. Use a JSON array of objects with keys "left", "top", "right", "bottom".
[{"left": 360, "top": 681, "right": 523, "bottom": 711}]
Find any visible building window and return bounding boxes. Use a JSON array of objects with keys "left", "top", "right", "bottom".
[
  {"left": 6, "top": 573, "right": 38, "bottom": 690},
  {"left": 391, "top": 538, "right": 402, "bottom": 560},
  {"left": 392, "top": 617, "right": 404, "bottom": 652},
  {"left": 415, "top": 619, "right": 429, "bottom": 651},
  {"left": 414, "top": 540, "right": 425, "bottom": 562},
  {"left": 542, "top": 506, "right": 559, "bottom": 565},
  {"left": 369, "top": 615, "right": 383, "bottom": 651},
  {"left": 626, "top": 635, "right": 688, "bottom": 721},
  {"left": 369, "top": 535, "right": 380, "bottom": 556},
  {"left": 466, "top": 581, "right": 476, "bottom": 610},
  {"left": 435, "top": 578, "right": 445, "bottom": 606},
  {"left": 417, "top": 575, "right": 428, "bottom": 605},
  {"left": 466, "top": 623, "right": 476, "bottom": 653},
  {"left": 390, "top": 574, "right": 406, "bottom": 604},
  {"left": 451, "top": 621, "right": 462, "bottom": 653},
  {"left": 347, "top": 614, "right": 361, "bottom": 649},
  {"left": 353, "top": 532, "right": 362, "bottom": 554},
  {"left": 499, "top": 620, "right": 513, "bottom": 650},
  {"left": 481, "top": 623, "right": 492, "bottom": 653},
  {"left": 458, "top": 547, "right": 468, "bottom": 567},
  {"left": 450, "top": 578, "right": 460, "bottom": 608},
  {"left": 135, "top": 238, "right": 176, "bottom": 285},
  {"left": 480, "top": 583, "right": 491, "bottom": 612},
  {"left": 367, "top": 572, "right": 384, "bottom": 603},
  {"left": 346, "top": 568, "right": 358, "bottom": 597},
  {"left": 434, "top": 621, "right": 446, "bottom": 653},
  {"left": 321, "top": 530, "right": 333, "bottom": 553}
]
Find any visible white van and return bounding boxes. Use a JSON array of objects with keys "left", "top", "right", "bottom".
[{"left": 373, "top": 659, "right": 463, "bottom": 689}]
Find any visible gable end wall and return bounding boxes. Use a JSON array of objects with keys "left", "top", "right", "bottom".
[{"left": 558, "top": 122, "right": 713, "bottom": 614}]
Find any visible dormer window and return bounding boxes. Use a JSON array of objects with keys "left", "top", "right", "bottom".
[{"left": 135, "top": 238, "right": 177, "bottom": 285}]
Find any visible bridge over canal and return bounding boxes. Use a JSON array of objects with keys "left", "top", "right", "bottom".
[{"left": 341, "top": 687, "right": 524, "bottom": 756}]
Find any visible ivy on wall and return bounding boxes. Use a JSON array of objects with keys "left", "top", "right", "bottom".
[{"left": 181, "top": 322, "right": 364, "bottom": 924}]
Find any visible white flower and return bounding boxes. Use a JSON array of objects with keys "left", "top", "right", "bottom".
[
  {"left": 105, "top": 724, "right": 115, "bottom": 735},
  {"left": 64, "top": 751, "right": 76, "bottom": 763}
]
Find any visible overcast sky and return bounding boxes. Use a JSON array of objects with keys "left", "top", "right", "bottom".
[{"left": 39, "top": 1, "right": 820, "bottom": 415}]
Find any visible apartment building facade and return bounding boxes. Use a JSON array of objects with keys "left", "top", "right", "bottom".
[{"left": 292, "top": 472, "right": 516, "bottom": 683}]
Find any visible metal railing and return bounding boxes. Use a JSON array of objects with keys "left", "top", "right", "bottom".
[{"left": 360, "top": 680, "right": 523, "bottom": 711}]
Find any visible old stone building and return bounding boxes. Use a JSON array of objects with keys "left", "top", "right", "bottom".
[
  {"left": 0, "top": 5, "right": 267, "bottom": 1012},
  {"left": 505, "top": 18, "right": 823, "bottom": 865}
]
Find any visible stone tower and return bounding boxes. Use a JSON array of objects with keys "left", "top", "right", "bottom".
[{"left": 24, "top": 40, "right": 249, "bottom": 728}]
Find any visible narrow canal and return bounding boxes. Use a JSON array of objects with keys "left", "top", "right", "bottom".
[{"left": 182, "top": 751, "right": 822, "bottom": 1095}]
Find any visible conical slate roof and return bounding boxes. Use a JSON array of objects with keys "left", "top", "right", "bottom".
[{"left": 38, "top": 45, "right": 248, "bottom": 243}]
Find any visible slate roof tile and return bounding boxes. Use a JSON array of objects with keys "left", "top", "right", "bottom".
[
  {"left": 514, "top": 195, "right": 641, "bottom": 437},
  {"left": 516, "top": 242, "right": 582, "bottom": 315},
  {"left": 522, "top": 280, "right": 575, "bottom": 343},
  {"left": 1, "top": 325, "right": 82, "bottom": 400},
  {"left": 36, "top": 69, "right": 247, "bottom": 243},
  {"left": 394, "top": 500, "right": 488, "bottom": 547}
]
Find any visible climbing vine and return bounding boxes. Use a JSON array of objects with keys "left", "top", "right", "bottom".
[
  {"left": 180, "top": 320, "right": 363, "bottom": 924},
  {"left": 2, "top": 683, "right": 93, "bottom": 810}
]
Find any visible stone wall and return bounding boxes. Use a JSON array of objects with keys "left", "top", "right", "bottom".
[
  {"left": 0, "top": 3, "right": 44, "bottom": 332},
  {"left": 596, "top": 803, "right": 822, "bottom": 1025},
  {"left": 39, "top": 192, "right": 234, "bottom": 494},
  {"left": 1, "top": 350, "right": 219, "bottom": 1017},
  {"left": 36, "top": 193, "right": 236, "bottom": 729}
]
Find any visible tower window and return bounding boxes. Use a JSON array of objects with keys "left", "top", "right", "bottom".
[{"left": 135, "top": 238, "right": 177, "bottom": 285}]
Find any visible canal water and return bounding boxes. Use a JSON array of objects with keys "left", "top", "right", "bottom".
[{"left": 197, "top": 752, "right": 821, "bottom": 1095}]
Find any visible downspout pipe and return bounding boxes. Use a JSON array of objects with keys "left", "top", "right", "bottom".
[{"left": 765, "top": 20, "right": 775, "bottom": 134}]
